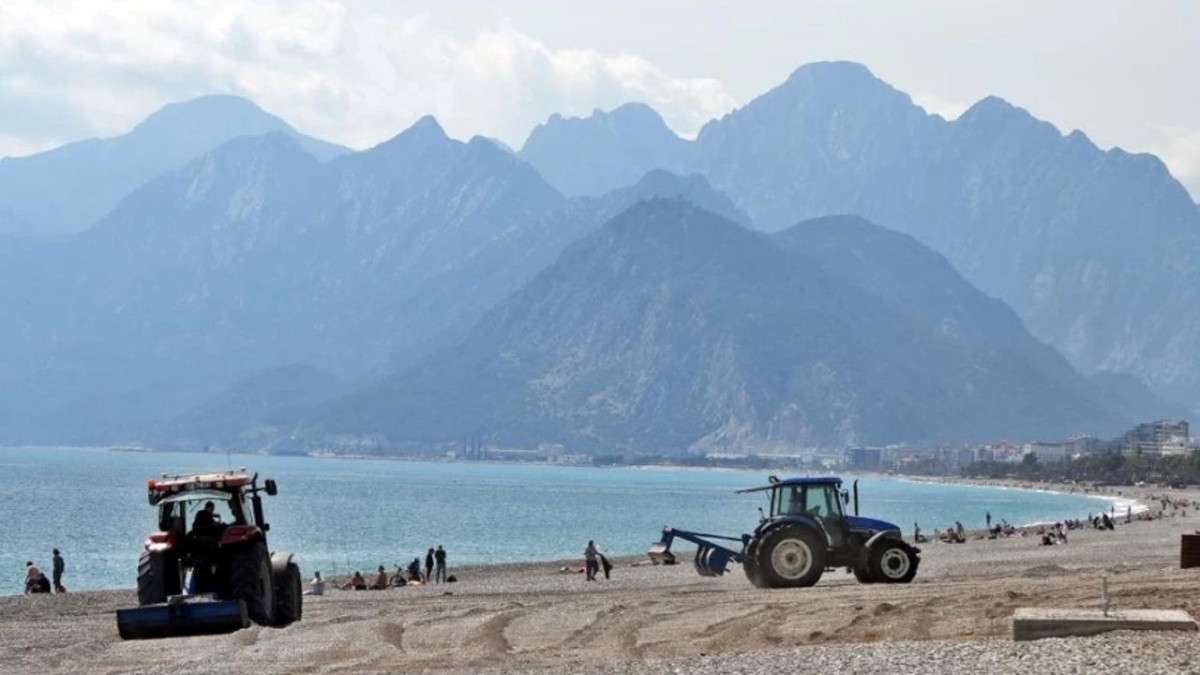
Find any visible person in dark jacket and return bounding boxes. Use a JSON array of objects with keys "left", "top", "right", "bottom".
[
  {"left": 407, "top": 558, "right": 422, "bottom": 583},
  {"left": 424, "top": 548, "right": 434, "bottom": 583},
  {"left": 51, "top": 549, "right": 65, "bottom": 593},
  {"left": 434, "top": 545, "right": 447, "bottom": 583}
]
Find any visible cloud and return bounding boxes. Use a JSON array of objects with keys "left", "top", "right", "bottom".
[
  {"left": 909, "top": 91, "right": 969, "bottom": 121},
  {"left": 1147, "top": 125, "right": 1200, "bottom": 201},
  {"left": 0, "top": 1, "right": 737, "bottom": 156}
]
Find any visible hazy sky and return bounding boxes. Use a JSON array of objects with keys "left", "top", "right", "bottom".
[{"left": 2, "top": 1, "right": 1198, "bottom": 197}]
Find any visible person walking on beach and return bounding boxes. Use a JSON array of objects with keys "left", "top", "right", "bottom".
[
  {"left": 584, "top": 540, "right": 599, "bottom": 581},
  {"left": 51, "top": 549, "right": 65, "bottom": 593},
  {"left": 986, "top": 512, "right": 991, "bottom": 530},
  {"left": 434, "top": 545, "right": 447, "bottom": 583},
  {"left": 425, "top": 548, "right": 434, "bottom": 583}
]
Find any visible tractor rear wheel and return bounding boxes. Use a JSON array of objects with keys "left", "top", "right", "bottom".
[
  {"left": 755, "top": 525, "right": 825, "bottom": 588},
  {"left": 230, "top": 542, "right": 275, "bottom": 625},
  {"left": 273, "top": 561, "right": 303, "bottom": 626},
  {"left": 137, "top": 550, "right": 181, "bottom": 605},
  {"left": 869, "top": 540, "right": 919, "bottom": 584}
]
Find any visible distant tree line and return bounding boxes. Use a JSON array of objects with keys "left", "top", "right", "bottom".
[{"left": 962, "top": 450, "right": 1200, "bottom": 486}]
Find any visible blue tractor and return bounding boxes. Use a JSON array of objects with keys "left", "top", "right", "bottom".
[{"left": 648, "top": 476, "right": 919, "bottom": 588}]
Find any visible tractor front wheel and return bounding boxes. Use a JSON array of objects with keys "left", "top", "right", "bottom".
[
  {"left": 137, "top": 550, "right": 181, "bottom": 605},
  {"left": 230, "top": 542, "right": 275, "bottom": 625},
  {"left": 869, "top": 540, "right": 919, "bottom": 584},
  {"left": 273, "top": 561, "right": 303, "bottom": 626},
  {"left": 755, "top": 525, "right": 826, "bottom": 588}
]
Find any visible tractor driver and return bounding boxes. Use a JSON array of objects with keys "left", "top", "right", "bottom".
[{"left": 191, "top": 501, "right": 222, "bottom": 536}]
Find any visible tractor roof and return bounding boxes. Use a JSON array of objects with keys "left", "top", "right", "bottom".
[
  {"left": 737, "top": 475, "right": 842, "bottom": 493},
  {"left": 148, "top": 470, "right": 254, "bottom": 496}
]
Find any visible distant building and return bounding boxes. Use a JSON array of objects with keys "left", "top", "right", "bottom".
[
  {"left": 1024, "top": 441, "right": 1072, "bottom": 463},
  {"left": 847, "top": 447, "right": 882, "bottom": 471},
  {"left": 1120, "top": 419, "right": 1190, "bottom": 456}
]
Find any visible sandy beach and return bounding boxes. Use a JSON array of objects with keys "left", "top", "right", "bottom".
[{"left": 3, "top": 483, "right": 1200, "bottom": 674}]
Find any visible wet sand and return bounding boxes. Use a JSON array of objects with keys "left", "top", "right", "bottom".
[{"left": 3, "top": 485, "right": 1199, "bottom": 674}]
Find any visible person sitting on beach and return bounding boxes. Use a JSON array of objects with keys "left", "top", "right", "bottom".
[
  {"left": 25, "top": 562, "right": 50, "bottom": 594},
  {"left": 1041, "top": 532, "right": 1054, "bottom": 546},
  {"left": 341, "top": 571, "right": 367, "bottom": 591},
  {"left": 308, "top": 571, "right": 326, "bottom": 595},
  {"left": 1101, "top": 513, "right": 1114, "bottom": 530},
  {"left": 370, "top": 565, "right": 389, "bottom": 590},
  {"left": 407, "top": 558, "right": 422, "bottom": 583},
  {"left": 305, "top": 571, "right": 326, "bottom": 596}
]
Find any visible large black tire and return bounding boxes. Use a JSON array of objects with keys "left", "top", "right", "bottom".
[
  {"left": 229, "top": 542, "right": 275, "bottom": 625},
  {"left": 137, "top": 550, "right": 181, "bottom": 606},
  {"left": 273, "top": 561, "right": 303, "bottom": 626},
  {"left": 852, "top": 563, "right": 876, "bottom": 584},
  {"left": 868, "top": 540, "right": 919, "bottom": 584},
  {"left": 754, "top": 525, "right": 826, "bottom": 588},
  {"left": 742, "top": 538, "right": 766, "bottom": 588}
]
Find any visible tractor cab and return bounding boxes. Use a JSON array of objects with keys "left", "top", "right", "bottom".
[{"left": 743, "top": 476, "right": 855, "bottom": 549}]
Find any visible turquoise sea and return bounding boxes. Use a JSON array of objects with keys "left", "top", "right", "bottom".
[{"left": 0, "top": 447, "right": 1118, "bottom": 596}]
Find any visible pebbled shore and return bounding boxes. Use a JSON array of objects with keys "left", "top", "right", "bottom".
[{"left": 2, "top": 485, "right": 1198, "bottom": 674}]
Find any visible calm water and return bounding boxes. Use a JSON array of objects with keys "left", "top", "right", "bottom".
[{"left": 0, "top": 447, "right": 1118, "bottom": 595}]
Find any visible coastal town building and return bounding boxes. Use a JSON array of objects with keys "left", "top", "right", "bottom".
[{"left": 1119, "top": 419, "right": 1190, "bottom": 457}]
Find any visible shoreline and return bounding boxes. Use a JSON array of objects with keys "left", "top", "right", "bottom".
[
  {"left": 5, "top": 507, "right": 1200, "bottom": 673},
  {"left": 892, "top": 473, "right": 1154, "bottom": 525}
]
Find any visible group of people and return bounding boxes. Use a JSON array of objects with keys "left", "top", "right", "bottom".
[
  {"left": 23, "top": 549, "right": 65, "bottom": 595},
  {"left": 1037, "top": 522, "right": 1071, "bottom": 546},
  {"left": 320, "top": 545, "right": 450, "bottom": 593},
  {"left": 914, "top": 506, "right": 1140, "bottom": 547}
]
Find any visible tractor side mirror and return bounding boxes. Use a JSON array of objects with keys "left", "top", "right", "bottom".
[
  {"left": 841, "top": 490, "right": 850, "bottom": 504},
  {"left": 264, "top": 479, "right": 278, "bottom": 496}
]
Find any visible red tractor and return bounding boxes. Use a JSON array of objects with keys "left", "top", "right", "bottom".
[{"left": 117, "top": 470, "right": 302, "bottom": 639}]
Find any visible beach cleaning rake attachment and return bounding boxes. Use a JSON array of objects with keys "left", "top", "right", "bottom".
[
  {"left": 117, "top": 594, "right": 249, "bottom": 640},
  {"left": 648, "top": 528, "right": 749, "bottom": 576}
]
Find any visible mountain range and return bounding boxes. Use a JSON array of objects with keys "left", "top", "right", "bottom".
[
  {"left": 0, "top": 95, "right": 348, "bottom": 237},
  {"left": 520, "top": 61, "right": 1200, "bottom": 407},
  {"left": 309, "top": 201, "right": 1162, "bottom": 451},
  {"left": 0, "top": 62, "right": 1195, "bottom": 452},
  {"left": 0, "top": 112, "right": 752, "bottom": 444}
]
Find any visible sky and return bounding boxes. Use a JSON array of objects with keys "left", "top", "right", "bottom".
[{"left": 1, "top": 1, "right": 1198, "bottom": 198}]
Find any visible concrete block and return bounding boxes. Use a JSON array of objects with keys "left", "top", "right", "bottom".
[{"left": 1013, "top": 607, "right": 1197, "bottom": 641}]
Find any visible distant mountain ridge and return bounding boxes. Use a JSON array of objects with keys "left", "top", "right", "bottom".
[
  {"left": 0, "top": 117, "right": 748, "bottom": 444},
  {"left": 0, "top": 94, "right": 349, "bottom": 236},
  {"left": 308, "top": 201, "right": 1166, "bottom": 452},
  {"left": 519, "top": 61, "right": 1200, "bottom": 409}
]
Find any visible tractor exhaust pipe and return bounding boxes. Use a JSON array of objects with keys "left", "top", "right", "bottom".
[{"left": 853, "top": 479, "right": 860, "bottom": 516}]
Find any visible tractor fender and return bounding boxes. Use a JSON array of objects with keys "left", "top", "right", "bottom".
[
  {"left": 863, "top": 529, "right": 918, "bottom": 556},
  {"left": 754, "top": 515, "right": 826, "bottom": 545},
  {"left": 270, "top": 551, "right": 296, "bottom": 577},
  {"left": 219, "top": 525, "right": 264, "bottom": 547}
]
